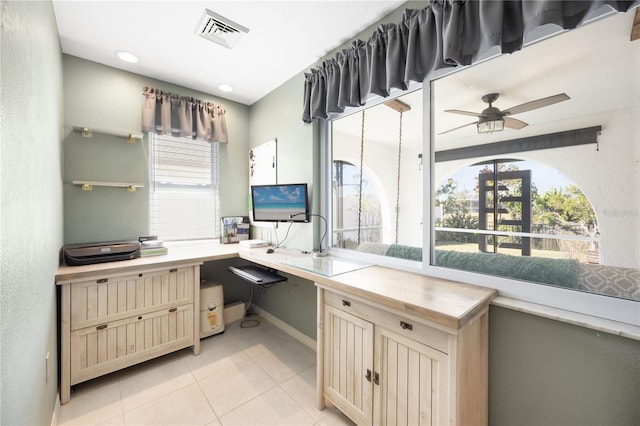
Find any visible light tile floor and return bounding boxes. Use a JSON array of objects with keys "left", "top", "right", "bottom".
[{"left": 58, "top": 316, "right": 355, "bottom": 426}]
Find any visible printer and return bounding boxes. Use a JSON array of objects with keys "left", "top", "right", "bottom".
[{"left": 63, "top": 240, "right": 141, "bottom": 266}]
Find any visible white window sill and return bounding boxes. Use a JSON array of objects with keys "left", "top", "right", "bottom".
[{"left": 492, "top": 296, "right": 640, "bottom": 341}]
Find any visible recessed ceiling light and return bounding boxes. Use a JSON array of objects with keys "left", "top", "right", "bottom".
[
  {"left": 114, "top": 50, "right": 138, "bottom": 63},
  {"left": 219, "top": 84, "right": 233, "bottom": 93}
]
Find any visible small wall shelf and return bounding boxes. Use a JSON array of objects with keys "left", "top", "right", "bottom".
[
  {"left": 72, "top": 180, "right": 144, "bottom": 192},
  {"left": 71, "top": 126, "right": 143, "bottom": 144}
]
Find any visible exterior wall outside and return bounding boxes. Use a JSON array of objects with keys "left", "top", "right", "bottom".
[{"left": 0, "top": 1, "right": 64, "bottom": 424}]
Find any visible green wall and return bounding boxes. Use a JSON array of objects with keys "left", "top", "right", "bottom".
[
  {"left": 0, "top": 1, "right": 63, "bottom": 424},
  {"left": 62, "top": 55, "right": 251, "bottom": 244},
  {"left": 489, "top": 306, "right": 640, "bottom": 425}
]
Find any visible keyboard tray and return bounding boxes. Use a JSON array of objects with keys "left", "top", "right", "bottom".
[{"left": 228, "top": 265, "right": 287, "bottom": 285}]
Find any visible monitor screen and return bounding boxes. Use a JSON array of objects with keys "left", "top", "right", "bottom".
[{"left": 251, "top": 183, "right": 309, "bottom": 222}]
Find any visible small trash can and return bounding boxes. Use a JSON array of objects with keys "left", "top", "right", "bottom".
[{"left": 200, "top": 280, "right": 224, "bottom": 338}]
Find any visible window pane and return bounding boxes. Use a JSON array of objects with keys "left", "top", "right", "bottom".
[
  {"left": 431, "top": 12, "right": 639, "bottom": 302},
  {"left": 149, "top": 134, "right": 219, "bottom": 240},
  {"left": 435, "top": 159, "right": 599, "bottom": 264},
  {"left": 331, "top": 89, "right": 423, "bottom": 261},
  {"left": 332, "top": 161, "right": 382, "bottom": 249}
]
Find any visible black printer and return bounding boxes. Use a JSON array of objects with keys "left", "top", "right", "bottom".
[{"left": 63, "top": 240, "right": 141, "bottom": 266}]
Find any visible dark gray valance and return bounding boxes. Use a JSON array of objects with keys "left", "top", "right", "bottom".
[
  {"left": 302, "top": 0, "right": 638, "bottom": 123},
  {"left": 142, "top": 87, "right": 228, "bottom": 143}
]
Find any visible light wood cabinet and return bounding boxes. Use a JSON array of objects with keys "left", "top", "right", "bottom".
[
  {"left": 58, "top": 263, "right": 200, "bottom": 404},
  {"left": 318, "top": 286, "right": 490, "bottom": 426},
  {"left": 324, "top": 304, "right": 374, "bottom": 425}
]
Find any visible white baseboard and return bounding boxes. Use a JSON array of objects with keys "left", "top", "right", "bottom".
[{"left": 250, "top": 304, "right": 317, "bottom": 352}]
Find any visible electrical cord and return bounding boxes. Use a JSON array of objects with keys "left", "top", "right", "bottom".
[
  {"left": 271, "top": 221, "right": 294, "bottom": 251},
  {"left": 239, "top": 281, "right": 273, "bottom": 328},
  {"left": 240, "top": 283, "right": 260, "bottom": 328}
]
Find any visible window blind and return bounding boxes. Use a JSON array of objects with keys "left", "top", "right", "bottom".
[{"left": 149, "top": 134, "right": 220, "bottom": 240}]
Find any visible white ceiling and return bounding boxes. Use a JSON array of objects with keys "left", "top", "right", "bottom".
[{"left": 52, "top": 0, "right": 405, "bottom": 105}]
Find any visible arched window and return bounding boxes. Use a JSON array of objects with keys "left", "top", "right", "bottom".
[
  {"left": 332, "top": 160, "right": 383, "bottom": 249},
  {"left": 434, "top": 158, "right": 600, "bottom": 288}
]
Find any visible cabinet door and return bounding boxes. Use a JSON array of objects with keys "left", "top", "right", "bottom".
[
  {"left": 374, "top": 327, "right": 449, "bottom": 426},
  {"left": 324, "top": 305, "right": 374, "bottom": 426},
  {"left": 70, "top": 304, "right": 194, "bottom": 384}
]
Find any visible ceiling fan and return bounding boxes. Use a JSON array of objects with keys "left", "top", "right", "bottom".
[{"left": 439, "top": 92, "right": 570, "bottom": 135}]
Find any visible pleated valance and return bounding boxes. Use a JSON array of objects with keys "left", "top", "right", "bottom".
[
  {"left": 142, "top": 86, "right": 228, "bottom": 143},
  {"left": 302, "top": 0, "right": 638, "bottom": 123}
]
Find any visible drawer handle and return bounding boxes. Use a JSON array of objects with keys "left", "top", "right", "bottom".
[
  {"left": 342, "top": 300, "right": 351, "bottom": 307},
  {"left": 374, "top": 372, "right": 379, "bottom": 385},
  {"left": 138, "top": 273, "right": 143, "bottom": 278},
  {"left": 400, "top": 321, "right": 413, "bottom": 331},
  {"left": 169, "top": 307, "right": 178, "bottom": 313},
  {"left": 96, "top": 324, "right": 107, "bottom": 330},
  {"left": 97, "top": 278, "right": 108, "bottom": 284},
  {"left": 138, "top": 316, "right": 143, "bottom": 320},
  {"left": 365, "top": 369, "right": 372, "bottom": 382},
  {"left": 169, "top": 268, "right": 178, "bottom": 273}
]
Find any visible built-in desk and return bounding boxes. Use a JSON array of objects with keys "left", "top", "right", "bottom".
[{"left": 56, "top": 241, "right": 497, "bottom": 423}]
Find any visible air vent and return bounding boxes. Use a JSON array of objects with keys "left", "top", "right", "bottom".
[{"left": 196, "top": 9, "right": 249, "bottom": 49}]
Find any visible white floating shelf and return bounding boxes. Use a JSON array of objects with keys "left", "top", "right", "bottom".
[
  {"left": 72, "top": 180, "right": 144, "bottom": 192},
  {"left": 71, "top": 126, "right": 143, "bottom": 144}
]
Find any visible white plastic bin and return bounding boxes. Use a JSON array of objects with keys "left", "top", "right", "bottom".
[{"left": 200, "top": 280, "right": 224, "bottom": 338}]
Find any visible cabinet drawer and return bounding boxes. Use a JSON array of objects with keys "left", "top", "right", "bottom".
[
  {"left": 325, "top": 291, "right": 450, "bottom": 354},
  {"left": 70, "top": 266, "right": 194, "bottom": 330},
  {"left": 70, "top": 304, "right": 194, "bottom": 384}
]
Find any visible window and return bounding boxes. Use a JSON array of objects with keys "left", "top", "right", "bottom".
[
  {"left": 324, "top": 11, "right": 639, "bottom": 325},
  {"left": 434, "top": 158, "right": 601, "bottom": 290},
  {"left": 330, "top": 88, "right": 424, "bottom": 261},
  {"left": 332, "top": 160, "right": 383, "bottom": 249},
  {"left": 149, "top": 133, "right": 219, "bottom": 240}
]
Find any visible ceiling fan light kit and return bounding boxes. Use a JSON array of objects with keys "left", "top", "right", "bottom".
[
  {"left": 477, "top": 117, "right": 505, "bottom": 134},
  {"left": 440, "top": 92, "right": 570, "bottom": 135}
]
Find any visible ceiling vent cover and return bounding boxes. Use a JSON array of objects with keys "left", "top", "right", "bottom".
[{"left": 196, "top": 9, "right": 249, "bottom": 49}]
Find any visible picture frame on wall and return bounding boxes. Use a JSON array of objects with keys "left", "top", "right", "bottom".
[{"left": 221, "top": 216, "right": 250, "bottom": 244}]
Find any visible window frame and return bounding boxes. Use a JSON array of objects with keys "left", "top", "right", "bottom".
[{"left": 321, "top": 71, "right": 639, "bottom": 329}]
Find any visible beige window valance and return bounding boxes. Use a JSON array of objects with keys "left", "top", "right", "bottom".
[{"left": 142, "top": 86, "right": 228, "bottom": 143}]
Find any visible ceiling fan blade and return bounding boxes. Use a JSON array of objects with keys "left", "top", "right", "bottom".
[
  {"left": 504, "top": 116, "right": 528, "bottom": 130},
  {"left": 437, "top": 121, "right": 477, "bottom": 135},
  {"left": 444, "top": 109, "right": 483, "bottom": 117},
  {"left": 502, "top": 93, "right": 570, "bottom": 116}
]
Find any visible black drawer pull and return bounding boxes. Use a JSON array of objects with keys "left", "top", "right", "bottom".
[
  {"left": 169, "top": 307, "right": 178, "bottom": 313},
  {"left": 97, "top": 278, "right": 108, "bottom": 284},
  {"left": 96, "top": 324, "right": 107, "bottom": 330},
  {"left": 400, "top": 321, "right": 413, "bottom": 331},
  {"left": 138, "top": 273, "right": 143, "bottom": 277},
  {"left": 138, "top": 316, "right": 143, "bottom": 320},
  {"left": 342, "top": 300, "right": 351, "bottom": 307},
  {"left": 169, "top": 268, "right": 178, "bottom": 273},
  {"left": 374, "top": 372, "right": 379, "bottom": 385},
  {"left": 365, "top": 369, "right": 372, "bottom": 382}
]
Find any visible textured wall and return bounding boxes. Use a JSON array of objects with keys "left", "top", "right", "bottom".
[
  {"left": 0, "top": 1, "right": 64, "bottom": 424},
  {"left": 489, "top": 306, "right": 640, "bottom": 425}
]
